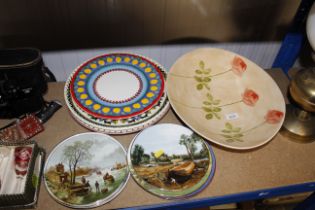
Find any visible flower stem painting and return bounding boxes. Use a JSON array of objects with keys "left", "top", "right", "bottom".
[
  {"left": 220, "top": 110, "right": 284, "bottom": 143},
  {"left": 44, "top": 133, "right": 129, "bottom": 208},
  {"left": 167, "top": 48, "right": 286, "bottom": 149}
]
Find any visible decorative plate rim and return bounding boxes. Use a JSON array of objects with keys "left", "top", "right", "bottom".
[
  {"left": 64, "top": 70, "right": 170, "bottom": 134},
  {"left": 166, "top": 48, "right": 286, "bottom": 150},
  {"left": 127, "top": 123, "right": 216, "bottom": 199},
  {"left": 69, "top": 53, "right": 166, "bottom": 120},
  {"left": 43, "top": 132, "right": 130, "bottom": 208}
]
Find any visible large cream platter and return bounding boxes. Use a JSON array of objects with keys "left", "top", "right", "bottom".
[{"left": 167, "top": 48, "right": 286, "bottom": 150}]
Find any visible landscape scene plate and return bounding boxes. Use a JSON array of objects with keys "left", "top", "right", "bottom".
[
  {"left": 167, "top": 48, "right": 286, "bottom": 150},
  {"left": 44, "top": 133, "right": 129, "bottom": 208},
  {"left": 127, "top": 124, "right": 215, "bottom": 199}
]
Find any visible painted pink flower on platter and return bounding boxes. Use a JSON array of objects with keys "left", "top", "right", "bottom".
[
  {"left": 231, "top": 56, "right": 247, "bottom": 76},
  {"left": 265, "top": 110, "right": 284, "bottom": 124},
  {"left": 242, "top": 89, "right": 259, "bottom": 106}
]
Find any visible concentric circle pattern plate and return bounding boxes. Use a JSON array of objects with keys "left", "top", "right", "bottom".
[
  {"left": 65, "top": 78, "right": 169, "bottom": 134},
  {"left": 167, "top": 48, "right": 286, "bottom": 150},
  {"left": 44, "top": 133, "right": 129, "bottom": 208},
  {"left": 65, "top": 53, "right": 170, "bottom": 134},
  {"left": 70, "top": 53, "right": 165, "bottom": 120},
  {"left": 128, "top": 124, "right": 215, "bottom": 199}
]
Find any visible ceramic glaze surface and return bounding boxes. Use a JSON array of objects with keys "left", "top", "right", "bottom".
[
  {"left": 127, "top": 124, "right": 215, "bottom": 199},
  {"left": 44, "top": 133, "right": 129, "bottom": 208},
  {"left": 64, "top": 53, "right": 170, "bottom": 134},
  {"left": 93, "top": 69, "right": 142, "bottom": 103},
  {"left": 70, "top": 53, "right": 165, "bottom": 120},
  {"left": 167, "top": 48, "right": 286, "bottom": 150}
]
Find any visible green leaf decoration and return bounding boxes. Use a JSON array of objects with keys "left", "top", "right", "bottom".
[
  {"left": 202, "top": 107, "right": 212, "bottom": 112},
  {"left": 195, "top": 69, "right": 203, "bottom": 74},
  {"left": 206, "top": 113, "right": 213, "bottom": 119},
  {"left": 203, "top": 101, "right": 212, "bottom": 105},
  {"left": 199, "top": 61, "right": 205, "bottom": 69},
  {"left": 213, "top": 107, "right": 222, "bottom": 112},
  {"left": 206, "top": 93, "right": 213, "bottom": 101},
  {"left": 221, "top": 123, "right": 244, "bottom": 143},
  {"left": 203, "top": 77, "right": 211, "bottom": 82},
  {"left": 225, "top": 122, "right": 233, "bottom": 130},
  {"left": 197, "top": 84, "right": 203, "bottom": 90},
  {"left": 194, "top": 76, "right": 203, "bottom": 82},
  {"left": 222, "top": 134, "right": 232, "bottom": 138}
]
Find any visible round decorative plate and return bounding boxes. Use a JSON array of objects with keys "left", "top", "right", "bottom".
[
  {"left": 127, "top": 124, "right": 215, "bottom": 199},
  {"left": 44, "top": 133, "right": 129, "bottom": 208},
  {"left": 69, "top": 53, "right": 165, "bottom": 120},
  {"left": 167, "top": 48, "right": 286, "bottom": 150},
  {"left": 64, "top": 53, "right": 170, "bottom": 134}
]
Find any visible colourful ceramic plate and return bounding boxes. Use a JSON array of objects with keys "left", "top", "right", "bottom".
[
  {"left": 44, "top": 133, "right": 129, "bottom": 208},
  {"left": 167, "top": 48, "right": 286, "bottom": 150},
  {"left": 127, "top": 124, "right": 215, "bottom": 199},
  {"left": 64, "top": 62, "right": 170, "bottom": 134},
  {"left": 69, "top": 53, "right": 165, "bottom": 120}
]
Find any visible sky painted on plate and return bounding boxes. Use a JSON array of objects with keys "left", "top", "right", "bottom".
[
  {"left": 46, "top": 133, "right": 126, "bottom": 170},
  {"left": 132, "top": 124, "right": 204, "bottom": 156}
]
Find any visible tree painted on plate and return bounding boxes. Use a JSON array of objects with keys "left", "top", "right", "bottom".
[
  {"left": 179, "top": 133, "right": 203, "bottom": 161},
  {"left": 62, "top": 140, "right": 93, "bottom": 184},
  {"left": 131, "top": 144, "right": 144, "bottom": 165}
]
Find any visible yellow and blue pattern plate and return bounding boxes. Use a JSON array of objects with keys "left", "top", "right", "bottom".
[
  {"left": 65, "top": 53, "right": 170, "bottom": 134},
  {"left": 70, "top": 53, "right": 165, "bottom": 120}
]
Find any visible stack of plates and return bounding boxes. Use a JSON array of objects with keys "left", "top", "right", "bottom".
[{"left": 65, "top": 53, "right": 170, "bottom": 134}]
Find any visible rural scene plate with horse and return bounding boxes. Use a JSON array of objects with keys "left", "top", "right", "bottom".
[
  {"left": 167, "top": 48, "right": 286, "bottom": 150},
  {"left": 44, "top": 133, "right": 129, "bottom": 208},
  {"left": 127, "top": 124, "right": 215, "bottom": 199},
  {"left": 69, "top": 53, "right": 166, "bottom": 120}
]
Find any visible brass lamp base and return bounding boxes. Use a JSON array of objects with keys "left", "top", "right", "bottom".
[{"left": 282, "top": 104, "right": 315, "bottom": 143}]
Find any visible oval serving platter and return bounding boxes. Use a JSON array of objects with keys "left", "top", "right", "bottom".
[
  {"left": 166, "top": 48, "right": 286, "bottom": 150},
  {"left": 127, "top": 124, "right": 216, "bottom": 199},
  {"left": 65, "top": 53, "right": 170, "bottom": 134},
  {"left": 44, "top": 132, "right": 129, "bottom": 208}
]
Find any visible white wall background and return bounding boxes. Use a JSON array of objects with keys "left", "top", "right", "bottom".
[{"left": 43, "top": 42, "right": 282, "bottom": 81}]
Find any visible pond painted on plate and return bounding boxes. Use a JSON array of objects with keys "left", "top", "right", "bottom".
[{"left": 44, "top": 133, "right": 128, "bottom": 206}]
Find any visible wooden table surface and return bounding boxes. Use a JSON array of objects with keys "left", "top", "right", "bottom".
[{"left": 2, "top": 68, "right": 315, "bottom": 209}]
